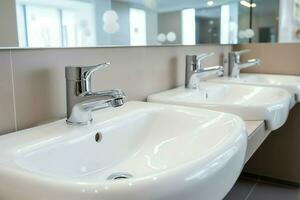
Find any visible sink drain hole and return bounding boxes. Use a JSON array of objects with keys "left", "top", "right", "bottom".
[
  {"left": 107, "top": 173, "right": 133, "bottom": 180},
  {"left": 95, "top": 132, "right": 102, "bottom": 143}
]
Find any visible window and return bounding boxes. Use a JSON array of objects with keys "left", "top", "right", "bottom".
[
  {"left": 182, "top": 8, "right": 196, "bottom": 45},
  {"left": 16, "top": 0, "right": 96, "bottom": 47},
  {"left": 25, "top": 5, "right": 61, "bottom": 47},
  {"left": 129, "top": 8, "right": 147, "bottom": 46},
  {"left": 221, "top": 4, "right": 238, "bottom": 44}
]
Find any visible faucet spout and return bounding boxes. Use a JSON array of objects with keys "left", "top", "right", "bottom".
[
  {"left": 193, "top": 66, "right": 224, "bottom": 79},
  {"left": 80, "top": 89, "right": 126, "bottom": 110},
  {"left": 189, "top": 66, "right": 224, "bottom": 89},
  {"left": 238, "top": 59, "right": 261, "bottom": 70}
]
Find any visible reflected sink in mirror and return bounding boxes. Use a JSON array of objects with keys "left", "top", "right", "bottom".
[
  {"left": 0, "top": 102, "right": 247, "bottom": 200},
  {"left": 211, "top": 73, "right": 300, "bottom": 106},
  {"left": 148, "top": 82, "right": 292, "bottom": 131}
]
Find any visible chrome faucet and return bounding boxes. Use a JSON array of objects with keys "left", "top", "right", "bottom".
[
  {"left": 229, "top": 49, "right": 261, "bottom": 78},
  {"left": 65, "top": 63, "right": 126, "bottom": 125},
  {"left": 185, "top": 53, "right": 224, "bottom": 89}
]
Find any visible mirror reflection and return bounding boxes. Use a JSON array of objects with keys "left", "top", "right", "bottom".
[{"left": 0, "top": 0, "right": 298, "bottom": 48}]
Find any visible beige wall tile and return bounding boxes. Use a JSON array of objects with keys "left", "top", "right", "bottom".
[
  {"left": 0, "top": 0, "right": 18, "bottom": 47},
  {"left": 234, "top": 43, "right": 300, "bottom": 75},
  {"left": 11, "top": 45, "right": 231, "bottom": 130},
  {"left": 0, "top": 50, "right": 16, "bottom": 134}
]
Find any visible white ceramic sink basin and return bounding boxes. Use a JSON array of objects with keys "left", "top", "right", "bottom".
[
  {"left": 211, "top": 73, "right": 300, "bottom": 106},
  {"left": 148, "top": 82, "right": 291, "bottom": 131},
  {"left": 0, "top": 102, "right": 247, "bottom": 200}
]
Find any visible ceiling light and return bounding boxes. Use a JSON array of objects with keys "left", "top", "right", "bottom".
[
  {"left": 240, "top": 0, "right": 256, "bottom": 8},
  {"left": 207, "top": 0, "right": 214, "bottom": 6}
]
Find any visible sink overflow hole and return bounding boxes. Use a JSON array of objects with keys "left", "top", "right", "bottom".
[
  {"left": 95, "top": 132, "right": 102, "bottom": 143},
  {"left": 107, "top": 173, "right": 133, "bottom": 180}
]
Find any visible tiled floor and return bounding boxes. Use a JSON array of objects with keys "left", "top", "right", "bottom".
[{"left": 224, "top": 176, "right": 300, "bottom": 200}]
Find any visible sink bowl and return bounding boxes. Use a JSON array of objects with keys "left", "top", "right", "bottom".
[
  {"left": 211, "top": 73, "right": 300, "bottom": 107},
  {"left": 0, "top": 102, "right": 247, "bottom": 200},
  {"left": 148, "top": 82, "right": 291, "bottom": 131}
]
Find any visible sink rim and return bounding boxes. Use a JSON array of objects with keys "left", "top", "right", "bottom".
[
  {"left": 210, "top": 73, "right": 300, "bottom": 104},
  {"left": 147, "top": 83, "right": 291, "bottom": 131},
  {"left": 148, "top": 84, "right": 291, "bottom": 107}
]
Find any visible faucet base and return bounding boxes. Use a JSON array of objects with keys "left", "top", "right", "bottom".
[{"left": 66, "top": 119, "right": 93, "bottom": 126}]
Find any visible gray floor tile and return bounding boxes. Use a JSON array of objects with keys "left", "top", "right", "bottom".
[
  {"left": 224, "top": 177, "right": 258, "bottom": 200},
  {"left": 247, "top": 180, "right": 300, "bottom": 200}
]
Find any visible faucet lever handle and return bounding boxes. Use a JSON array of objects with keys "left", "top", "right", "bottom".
[
  {"left": 196, "top": 52, "right": 214, "bottom": 62},
  {"left": 195, "top": 52, "right": 214, "bottom": 69},
  {"left": 232, "top": 49, "right": 251, "bottom": 56},
  {"left": 82, "top": 62, "right": 110, "bottom": 80}
]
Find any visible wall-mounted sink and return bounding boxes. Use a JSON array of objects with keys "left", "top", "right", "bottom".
[
  {"left": 211, "top": 73, "right": 300, "bottom": 107},
  {"left": 0, "top": 102, "right": 247, "bottom": 200},
  {"left": 148, "top": 82, "right": 291, "bottom": 131}
]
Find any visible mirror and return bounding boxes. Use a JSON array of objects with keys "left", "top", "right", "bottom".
[{"left": 0, "top": 0, "right": 298, "bottom": 48}]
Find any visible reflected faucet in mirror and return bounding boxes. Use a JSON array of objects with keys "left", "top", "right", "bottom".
[
  {"left": 228, "top": 50, "right": 261, "bottom": 79},
  {"left": 185, "top": 53, "right": 224, "bottom": 89},
  {"left": 65, "top": 63, "right": 126, "bottom": 125}
]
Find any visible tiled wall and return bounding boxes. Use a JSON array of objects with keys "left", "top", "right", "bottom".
[
  {"left": 234, "top": 43, "right": 300, "bottom": 184},
  {"left": 0, "top": 45, "right": 231, "bottom": 134}
]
